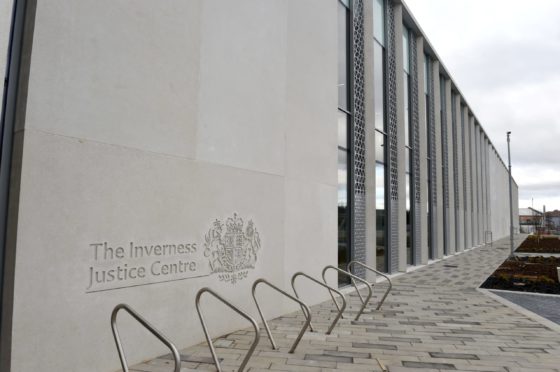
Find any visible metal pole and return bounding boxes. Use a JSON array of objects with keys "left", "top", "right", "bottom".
[{"left": 507, "top": 132, "right": 514, "bottom": 255}]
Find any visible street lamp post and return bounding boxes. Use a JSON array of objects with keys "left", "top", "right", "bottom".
[{"left": 507, "top": 132, "right": 514, "bottom": 255}]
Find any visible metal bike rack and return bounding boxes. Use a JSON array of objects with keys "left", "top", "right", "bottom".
[
  {"left": 321, "top": 265, "right": 372, "bottom": 321},
  {"left": 484, "top": 230, "right": 493, "bottom": 247},
  {"left": 252, "top": 278, "right": 312, "bottom": 353},
  {"left": 196, "top": 287, "right": 261, "bottom": 372},
  {"left": 111, "top": 303, "right": 181, "bottom": 372},
  {"left": 290, "top": 271, "right": 346, "bottom": 334},
  {"left": 347, "top": 261, "right": 392, "bottom": 310}
]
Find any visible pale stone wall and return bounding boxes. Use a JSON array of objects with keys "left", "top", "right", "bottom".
[
  {"left": 0, "top": 0, "right": 14, "bottom": 117},
  {"left": 4, "top": 1, "right": 338, "bottom": 371}
]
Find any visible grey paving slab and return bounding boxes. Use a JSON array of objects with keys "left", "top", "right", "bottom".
[
  {"left": 133, "top": 235, "right": 560, "bottom": 372},
  {"left": 491, "top": 290, "right": 560, "bottom": 325}
]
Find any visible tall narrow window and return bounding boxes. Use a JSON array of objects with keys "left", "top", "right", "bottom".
[
  {"left": 451, "top": 94, "right": 460, "bottom": 251},
  {"left": 403, "top": 26, "right": 414, "bottom": 265},
  {"left": 374, "top": 0, "right": 387, "bottom": 272},
  {"left": 440, "top": 75, "right": 449, "bottom": 255},
  {"left": 338, "top": 0, "right": 352, "bottom": 285},
  {"left": 461, "top": 106, "right": 468, "bottom": 249},
  {"left": 424, "top": 55, "right": 434, "bottom": 259}
]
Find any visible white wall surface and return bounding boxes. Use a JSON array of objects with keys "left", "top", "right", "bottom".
[
  {"left": 0, "top": 0, "right": 14, "bottom": 118},
  {"left": 5, "top": 1, "right": 338, "bottom": 371}
]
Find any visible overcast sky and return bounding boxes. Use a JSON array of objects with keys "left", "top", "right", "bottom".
[{"left": 405, "top": 0, "right": 560, "bottom": 212}]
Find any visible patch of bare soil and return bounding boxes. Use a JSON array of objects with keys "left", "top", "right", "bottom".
[
  {"left": 481, "top": 256, "right": 560, "bottom": 294},
  {"left": 516, "top": 236, "right": 560, "bottom": 253}
]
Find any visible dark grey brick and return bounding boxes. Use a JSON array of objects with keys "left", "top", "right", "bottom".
[
  {"left": 366, "top": 328, "right": 406, "bottom": 334},
  {"left": 379, "top": 336, "right": 422, "bottom": 343},
  {"left": 432, "top": 335, "right": 475, "bottom": 342},
  {"left": 352, "top": 342, "right": 397, "bottom": 350},
  {"left": 304, "top": 354, "right": 353, "bottom": 363},
  {"left": 450, "top": 329, "right": 493, "bottom": 335},
  {"left": 402, "top": 361, "right": 456, "bottom": 369},
  {"left": 429, "top": 352, "right": 479, "bottom": 360},
  {"left": 399, "top": 321, "right": 437, "bottom": 326}
]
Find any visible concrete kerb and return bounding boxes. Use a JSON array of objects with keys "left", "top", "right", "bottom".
[
  {"left": 477, "top": 287, "right": 560, "bottom": 334},
  {"left": 474, "top": 234, "right": 560, "bottom": 334}
]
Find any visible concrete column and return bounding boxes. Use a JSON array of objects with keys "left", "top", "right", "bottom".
[
  {"left": 364, "top": 0, "right": 376, "bottom": 279},
  {"left": 394, "top": 3, "right": 407, "bottom": 271},
  {"left": 0, "top": 0, "right": 15, "bottom": 116},
  {"left": 483, "top": 136, "right": 490, "bottom": 242},
  {"left": 473, "top": 125, "right": 479, "bottom": 245},
  {"left": 462, "top": 108, "right": 471, "bottom": 250},
  {"left": 416, "top": 37, "right": 428, "bottom": 264},
  {"left": 444, "top": 80, "right": 455, "bottom": 255},
  {"left": 432, "top": 60, "right": 444, "bottom": 259},
  {"left": 454, "top": 98, "right": 464, "bottom": 252},
  {"left": 476, "top": 124, "right": 484, "bottom": 245},
  {"left": 469, "top": 115, "right": 476, "bottom": 247},
  {"left": 471, "top": 119, "right": 478, "bottom": 245}
]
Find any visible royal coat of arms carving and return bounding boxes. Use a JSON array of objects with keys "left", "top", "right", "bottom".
[{"left": 203, "top": 213, "right": 261, "bottom": 283}]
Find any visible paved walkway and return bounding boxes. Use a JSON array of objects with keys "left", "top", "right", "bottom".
[{"left": 132, "top": 235, "right": 560, "bottom": 372}]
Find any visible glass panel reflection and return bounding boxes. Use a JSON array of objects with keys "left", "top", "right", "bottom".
[
  {"left": 403, "top": 29, "right": 410, "bottom": 74},
  {"left": 338, "top": 3, "right": 349, "bottom": 110},
  {"left": 404, "top": 73, "right": 409, "bottom": 146},
  {"left": 338, "top": 112, "right": 348, "bottom": 149},
  {"left": 376, "top": 162, "right": 386, "bottom": 272},
  {"left": 406, "top": 173, "right": 412, "bottom": 265},
  {"left": 375, "top": 131, "right": 385, "bottom": 163},
  {"left": 374, "top": 0, "right": 385, "bottom": 45},
  {"left": 374, "top": 42, "right": 385, "bottom": 131},
  {"left": 338, "top": 149, "right": 349, "bottom": 284}
]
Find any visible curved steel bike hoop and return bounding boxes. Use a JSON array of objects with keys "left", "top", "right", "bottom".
[
  {"left": 290, "top": 271, "right": 346, "bottom": 334},
  {"left": 347, "top": 261, "right": 393, "bottom": 310},
  {"left": 321, "top": 265, "right": 372, "bottom": 321},
  {"left": 252, "top": 278, "right": 312, "bottom": 353},
  {"left": 196, "top": 287, "right": 261, "bottom": 372},
  {"left": 111, "top": 303, "right": 181, "bottom": 372}
]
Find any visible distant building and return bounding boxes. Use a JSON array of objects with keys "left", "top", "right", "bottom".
[
  {"left": 519, "top": 207, "right": 542, "bottom": 233},
  {"left": 545, "top": 210, "right": 560, "bottom": 231}
]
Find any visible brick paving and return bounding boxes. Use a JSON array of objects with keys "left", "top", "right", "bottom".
[{"left": 132, "top": 235, "right": 560, "bottom": 372}]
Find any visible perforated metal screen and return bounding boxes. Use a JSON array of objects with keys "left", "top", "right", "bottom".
[
  {"left": 351, "top": 0, "right": 366, "bottom": 278},
  {"left": 385, "top": 0, "right": 399, "bottom": 273}
]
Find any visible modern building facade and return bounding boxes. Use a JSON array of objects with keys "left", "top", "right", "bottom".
[{"left": 0, "top": 1, "right": 519, "bottom": 371}]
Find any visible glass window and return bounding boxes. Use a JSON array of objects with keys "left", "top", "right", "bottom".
[
  {"left": 338, "top": 112, "right": 348, "bottom": 149},
  {"left": 375, "top": 131, "right": 385, "bottom": 163},
  {"left": 375, "top": 162, "right": 386, "bottom": 272},
  {"left": 338, "top": 149, "right": 349, "bottom": 281},
  {"left": 374, "top": 0, "right": 385, "bottom": 46},
  {"left": 374, "top": 42, "right": 385, "bottom": 132},
  {"left": 404, "top": 72, "right": 409, "bottom": 146},
  {"left": 424, "top": 56, "right": 429, "bottom": 94},
  {"left": 338, "top": 3, "right": 349, "bottom": 110},
  {"left": 338, "top": 0, "right": 351, "bottom": 285},
  {"left": 440, "top": 75, "right": 446, "bottom": 109},
  {"left": 406, "top": 173, "right": 412, "bottom": 263},
  {"left": 405, "top": 148, "right": 411, "bottom": 173},
  {"left": 403, "top": 29, "right": 410, "bottom": 74},
  {"left": 338, "top": 150, "right": 348, "bottom": 207}
]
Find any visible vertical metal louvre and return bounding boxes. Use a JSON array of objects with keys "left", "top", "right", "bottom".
[
  {"left": 427, "top": 57, "right": 438, "bottom": 258},
  {"left": 452, "top": 96, "right": 460, "bottom": 249},
  {"left": 351, "top": 0, "right": 366, "bottom": 278},
  {"left": 461, "top": 108, "right": 468, "bottom": 248},
  {"left": 409, "top": 32, "right": 422, "bottom": 265},
  {"left": 385, "top": 0, "right": 399, "bottom": 273},
  {"left": 440, "top": 79, "right": 449, "bottom": 254}
]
